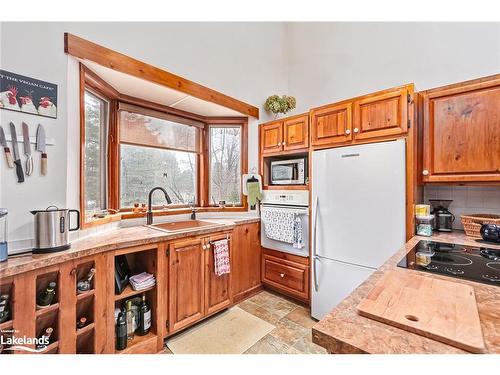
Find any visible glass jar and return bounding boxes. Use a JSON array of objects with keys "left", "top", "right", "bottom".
[
  {"left": 0, "top": 208, "right": 7, "bottom": 262},
  {"left": 416, "top": 215, "right": 434, "bottom": 237}
]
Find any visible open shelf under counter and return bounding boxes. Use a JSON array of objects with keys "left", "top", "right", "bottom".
[
  {"left": 76, "top": 289, "right": 95, "bottom": 301},
  {"left": 116, "top": 331, "right": 157, "bottom": 354},
  {"left": 0, "top": 320, "right": 13, "bottom": 331},
  {"left": 35, "top": 303, "right": 59, "bottom": 317},
  {"left": 76, "top": 322, "right": 95, "bottom": 337},
  {"left": 36, "top": 341, "right": 59, "bottom": 354},
  {"left": 114, "top": 284, "right": 155, "bottom": 301}
]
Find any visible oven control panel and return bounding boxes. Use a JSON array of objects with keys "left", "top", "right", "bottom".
[{"left": 261, "top": 190, "right": 309, "bottom": 207}]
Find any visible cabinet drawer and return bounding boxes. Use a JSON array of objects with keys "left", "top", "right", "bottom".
[{"left": 262, "top": 256, "right": 309, "bottom": 301}]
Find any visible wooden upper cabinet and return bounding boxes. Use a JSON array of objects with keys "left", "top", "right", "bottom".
[
  {"left": 168, "top": 238, "right": 205, "bottom": 333},
  {"left": 261, "top": 121, "right": 283, "bottom": 154},
  {"left": 311, "top": 102, "right": 353, "bottom": 146},
  {"left": 283, "top": 114, "right": 309, "bottom": 151},
  {"left": 421, "top": 75, "right": 500, "bottom": 183},
  {"left": 352, "top": 84, "right": 412, "bottom": 140}
]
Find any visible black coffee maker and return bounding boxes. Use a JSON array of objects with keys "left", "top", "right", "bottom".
[{"left": 429, "top": 199, "right": 455, "bottom": 232}]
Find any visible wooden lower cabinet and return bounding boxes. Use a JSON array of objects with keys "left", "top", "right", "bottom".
[
  {"left": 168, "top": 237, "right": 205, "bottom": 333},
  {"left": 204, "top": 233, "right": 232, "bottom": 315},
  {"left": 231, "top": 222, "right": 262, "bottom": 302},
  {"left": 262, "top": 249, "right": 310, "bottom": 303}
]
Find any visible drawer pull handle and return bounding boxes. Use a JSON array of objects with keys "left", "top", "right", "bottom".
[{"left": 280, "top": 273, "right": 285, "bottom": 278}]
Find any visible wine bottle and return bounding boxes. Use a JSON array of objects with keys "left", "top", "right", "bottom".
[
  {"left": 116, "top": 309, "right": 127, "bottom": 351},
  {"left": 77, "top": 268, "right": 96, "bottom": 294},
  {"left": 137, "top": 294, "right": 151, "bottom": 336},
  {"left": 76, "top": 316, "right": 87, "bottom": 329},
  {"left": 36, "top": 327, "right": 53, "bottom": 349},
  {"left": 125, "top": 300, "right": 135, "bottom": 340},
  {"left": 0, "top": 294, "right": 10, "bottom": 323},
  {"left": 36, "top": 282, "right": 56, "bottom": 310}
]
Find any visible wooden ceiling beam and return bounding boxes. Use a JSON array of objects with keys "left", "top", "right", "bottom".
[{"left": 64, "top": 33, "right": 259, "bottom": 119}]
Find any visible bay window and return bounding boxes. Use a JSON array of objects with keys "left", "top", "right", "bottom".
[{"left": 79, "top": 64, "right": 248, "bottom": 228}]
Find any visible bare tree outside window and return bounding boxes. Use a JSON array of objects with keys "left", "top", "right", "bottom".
[
  {"left": 119, "top": 110, "right": 198, "bottom": 208},
  {"left": 84, "top": 91, "right": 108, "bottom": 219},
  {"left": 209, "top": 126, "right": 242, "bottom": 205}
]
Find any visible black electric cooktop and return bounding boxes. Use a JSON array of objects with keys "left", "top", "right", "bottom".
[{"left": 397, "top": 240, "right": 500, "bottom": 286}]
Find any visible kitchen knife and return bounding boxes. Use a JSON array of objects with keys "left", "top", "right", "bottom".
[
  {"left": 9, "top": 122, "right": 24, "bottom": 183},
  {"left": 36, "top": 124, "right": 47, "bottom": 175},
  {"left": 0, "top": 126, "right": 14, "bottom": 168},
  {"left": 22, "top": 122, "right": 33, "bottom": 176}
]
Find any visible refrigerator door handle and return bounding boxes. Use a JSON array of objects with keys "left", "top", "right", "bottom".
[
  {"left": 313, "top": 196, "right": 319, "bottom": 258},
  {"left": 313, "top": 256, "right": 320, "bottom": 292}
]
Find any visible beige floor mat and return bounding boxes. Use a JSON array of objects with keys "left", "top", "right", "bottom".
[{"left": 166, "top": 306, "right": 275, "bottom": 354}]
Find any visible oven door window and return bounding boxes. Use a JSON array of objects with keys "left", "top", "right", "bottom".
[{"left": 272, "top": 163, "right": 298, "bottom": 182}]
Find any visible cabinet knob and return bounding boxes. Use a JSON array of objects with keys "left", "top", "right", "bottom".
[
  {"left": 353, "top": 128, "right": 359, "bottom": 133},
  {"left": 202, "top": 245, "right": 208, "bottom": 250},
  {"left": 278, "top": 142, "right": 282, "bottom": 146},
  {"left": 70, "top": 267, "right": 77, "bottom": 276},
  {"left": 422, "top": 169, "right": 429, "bottom": 176},
  {"left": 345, "top": 129, "right": 351, "bottom": 135},
  {"left": 280, "top": 273, "right": 285, "bottom": 278}
]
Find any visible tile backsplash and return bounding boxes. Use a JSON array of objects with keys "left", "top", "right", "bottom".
[{"left": 423, "top": 186, "right": 500, "bottom": 230}]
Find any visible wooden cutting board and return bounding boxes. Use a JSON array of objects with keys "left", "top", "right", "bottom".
[{"left": 357, "top": 270, "right": 485, "bottom": 353}]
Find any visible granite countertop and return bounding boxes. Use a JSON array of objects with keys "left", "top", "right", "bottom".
[
  {"left": 0, "top": 217, "right": 260, "bottom": 278},
  {"left": 312, "top": 231, "right": 500, "bottom": 354}
]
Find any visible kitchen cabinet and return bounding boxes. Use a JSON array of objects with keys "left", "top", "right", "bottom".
[
  {"left": 262, "top": 249, "right": 309, "bottom": 303},
  {"left": 310, "top": 102, "right": 352, "bottom": 146},
  {"left": 167, "top": 231, "right": 233, "bottom": 333},
  {"left": 283, "top": 115, "right": 309, "bottom": 151},
  {"left": 260, "top": 114, "right": 309, "bottom": 155},
  {"left": 231, "top": 223, "right": 262, "bottom": 302},
  {"left": 421, "top": 74, "right": 500, "bottom": 183},
  {"left": 168, "top": 238, "right": 205, "bottom": 333},
  {"left": 352, "top": 85, "right": 411, "bottom": 140},
  {"left": 310, "top": 84, "right": 413, "bottom": 148},
  {"left": 204, "top": 234, "right": 232, "bottom": 315},
  {"left": 261, "top": 121, "right": 283, "bottom": 154}
]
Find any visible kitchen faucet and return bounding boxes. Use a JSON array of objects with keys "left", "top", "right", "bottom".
[
  {"left": 190, "top": 206, "right": 197, "bottom": 220},
  {"left": 147, "top": 187, "right": 172, "bottom": 225}
]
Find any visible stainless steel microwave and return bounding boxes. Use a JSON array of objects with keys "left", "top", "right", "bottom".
[{"left": 270, "top": 158, "right": 306, "bottom": 185}]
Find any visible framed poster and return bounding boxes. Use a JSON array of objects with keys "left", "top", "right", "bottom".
[{"left": 0, "top": 69, "right": 58, "bottom": 118}]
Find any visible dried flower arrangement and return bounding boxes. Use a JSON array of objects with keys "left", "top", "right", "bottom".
[{"left": 264, "top": 95, "right": 296, "bottom": 119}]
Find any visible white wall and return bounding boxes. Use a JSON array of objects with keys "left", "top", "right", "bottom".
[
  {"left": 1, "top": 22, "right": 499, "bottom": 251},
  {"left": 286, "top": 22, "right": 500, "bottom": 112},
  {"left": 0, "top": 22, "right": 288, "bottom": 251}
]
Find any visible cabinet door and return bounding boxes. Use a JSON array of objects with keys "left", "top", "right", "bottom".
[
  {"left": 231, "top": 223, "right": 262, "bottom": 303},
  {"left": 422, "top": 76, "right": 500, "bottom": 183},
  {"left": 352, "top": 85, "right": 411, "bottom": 140},
  {"left": 168, "top": 238, "right": 205, "bottom": 332},
  {"left": 261, "top": 122, "right": 283, "bottom": 154},
  {"left": 283, "top": 115, "right": 309, "bottom": 151},
  {"left": 311, "top": 102, "right": 352, "bottom": 147},
  {"left": 204, "top": 234, "right": 232, "bottom": 315}
]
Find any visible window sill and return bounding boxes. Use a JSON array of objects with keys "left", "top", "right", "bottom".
[
  {"left": 81, "top": 213, "right": 122, "bottom": 229},
  {"left": 120, "top": 206, "right": 248, "bottom": 220}
]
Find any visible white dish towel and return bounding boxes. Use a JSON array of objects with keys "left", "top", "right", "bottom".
[{"left": 261, "top": 207, "right": 303, "bottom": 248}]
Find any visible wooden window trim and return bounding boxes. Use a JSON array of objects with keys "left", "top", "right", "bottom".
[{"left": 79, "top": 64, "right": 249, "bottom": 228}]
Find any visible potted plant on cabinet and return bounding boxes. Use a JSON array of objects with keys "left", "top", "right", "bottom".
[{"left": 264, "top": 95, "right": 296, "bottom": 119}]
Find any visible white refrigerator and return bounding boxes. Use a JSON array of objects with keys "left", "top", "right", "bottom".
[{"left": 311, "top": 140, "right": 406, "bottom": 320}]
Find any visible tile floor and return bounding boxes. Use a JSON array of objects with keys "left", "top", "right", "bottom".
[{"left": 164, "top": 290, "right": 327, "bottom": 354}]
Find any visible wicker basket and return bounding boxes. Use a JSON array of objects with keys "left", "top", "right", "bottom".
[{"left": 461, "top": 214, "right": 500, "bottom": 238}]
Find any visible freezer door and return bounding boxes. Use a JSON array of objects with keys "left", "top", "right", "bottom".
[
  {"left": 312, "top": 140, "right": 406, "bottom": 269},
  {"left": 311, "top": 256, "right": 374, "bottom": 320}
]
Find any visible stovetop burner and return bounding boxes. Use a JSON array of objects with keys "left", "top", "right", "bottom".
[
  {"left": 397, "top": 240, "right": 500, "bottom": 286},
  {"left": 480, "top": 249, "right": 500, "bottom": 261}
]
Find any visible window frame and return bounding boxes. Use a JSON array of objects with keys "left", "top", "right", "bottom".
[
  {"left": 206, "top": 120, "right": 246, "bottom": 207},
  {"left": 83, "top": 89, "right": 109, "bottom": 213},
  {"left": 79, "top": 63, "right": 248, "bottom": 228}
]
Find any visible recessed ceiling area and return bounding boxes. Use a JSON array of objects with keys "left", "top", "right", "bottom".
[{"left": 79, "top": 59, "right": 245, "bottom": 117}]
